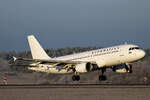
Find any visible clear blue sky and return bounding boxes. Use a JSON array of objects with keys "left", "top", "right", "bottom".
[{"left": 0, "top": 0, "right": 150, "bottom": 51}]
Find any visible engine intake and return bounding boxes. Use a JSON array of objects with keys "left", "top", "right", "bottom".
[{"left": 75, "top": 62, "right": 93, "bottom": 73}]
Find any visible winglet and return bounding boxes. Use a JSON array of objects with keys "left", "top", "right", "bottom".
[{"left": 13, "top": 56, "right": 17, "bottom": 62}]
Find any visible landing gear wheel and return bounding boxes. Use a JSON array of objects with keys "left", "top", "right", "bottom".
[
  {"left": 72, "top": 75, "right": 80, "bottom": 81},
  {"left": 75, "top": 75, "right": 80, "bottom": 81},
  {"left": 99, "top": 75, "right": 107, "bottom": 81},
  {"left": 72, "top": 75, "right": 76, "bottom": 81}
]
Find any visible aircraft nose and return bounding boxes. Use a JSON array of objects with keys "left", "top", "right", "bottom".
[{"left": 140, "top": 50, "right": 146, "bottom": 58}]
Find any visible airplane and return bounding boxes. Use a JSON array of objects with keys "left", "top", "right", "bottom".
[{"left": 12, "top": 35, "right": 146, "bottom": 81}]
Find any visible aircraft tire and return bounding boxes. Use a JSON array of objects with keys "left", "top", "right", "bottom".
[
  {"left": 76, "top": 75, "right": 80, "bottom": 81},
  {"left": 99, "top": 75, "right": 107, "bottom": 81},
  {"left": 72, "top": 75, "right": 80, "bottom": 81}
]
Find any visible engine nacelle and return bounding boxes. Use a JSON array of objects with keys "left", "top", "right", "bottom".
[
  {"left": 112, "top": 64, "right": 128, "bottom": 73},
  {"left": 115, "top": 68, "right": 127, "bottom": 73},
  {"left": 75, "top": 63, "right": 93, "bottom": 73}
]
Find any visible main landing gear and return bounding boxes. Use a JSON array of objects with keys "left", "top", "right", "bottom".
[
  {"left": 72, "top": 68, "right": 107, "bottom": 81},
  {"left": 99, "top": 68, "right": 107, "bottom": 81},
  {"left": 72, "top": 70, "right": 80, "bottom": 81}
]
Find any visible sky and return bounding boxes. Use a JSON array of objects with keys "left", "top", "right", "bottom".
[{"left": 0, "top": 0, "right": 150, "bottom": 51}]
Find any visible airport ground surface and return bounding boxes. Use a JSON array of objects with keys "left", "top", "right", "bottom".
[{"left": 0, "top": 84, "right": 150, "bottom": 100}]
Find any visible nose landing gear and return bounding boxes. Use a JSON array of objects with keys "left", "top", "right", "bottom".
[
  {"left": 125, "top": 64, "right": 133, "bottom": 73},
  {"left": 129, "top": 64, "right": 132, "bottom": 73}
]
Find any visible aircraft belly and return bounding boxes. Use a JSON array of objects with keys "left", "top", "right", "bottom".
[
  {"left": 28, "top": 67, "right": 73, "bottom": 74},
  {"left": 47, "top": 67, "right": 73, "bottom": 74}
]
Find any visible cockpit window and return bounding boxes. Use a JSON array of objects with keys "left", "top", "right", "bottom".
[
  {"left": 135, "top": 47, "right": 140, "bottom": 49},
  {"left": 129, "top": 47, "right": 140, "bottom": 51}
]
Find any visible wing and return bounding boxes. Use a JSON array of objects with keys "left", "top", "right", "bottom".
[{"left": 11, "top": 57, "right": 95, "bottom": 68}]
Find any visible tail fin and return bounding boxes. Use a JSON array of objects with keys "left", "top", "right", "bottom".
[{"left": 27, "top": 35, "right": 51, "bottom": 60}]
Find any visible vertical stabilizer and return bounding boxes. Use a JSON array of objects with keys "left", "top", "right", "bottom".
[{"left": 27, "top": 35, "right": 51, "bottom": 60}]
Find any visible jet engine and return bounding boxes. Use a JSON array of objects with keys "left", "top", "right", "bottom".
[
  {"left": 112, "top": 64, "right": 129, "bottom": 73},
  {"left": 75, "top": 62, "right": 93, "bottom": 73}
]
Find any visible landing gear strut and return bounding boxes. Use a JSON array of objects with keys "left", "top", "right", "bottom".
[
  {"left": 99, "top": 68, "right": 107, "bottom": 81},
  {"left": 129, "top": 64, "right": 132, "bottom": 73},
  {"left": 126, "top": 64, "right": 132, "bottom": 73},
  {"left": 72, "top": 69, "right": 80, "bottom": 81}
]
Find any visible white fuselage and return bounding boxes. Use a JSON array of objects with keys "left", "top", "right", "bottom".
[{"left": 28, "top": 44, "right": 145, "bottom": 74}]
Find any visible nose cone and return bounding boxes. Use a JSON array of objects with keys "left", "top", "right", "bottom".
[{"left": 140, "top": 50, "right": 146, "bottom": 58}]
